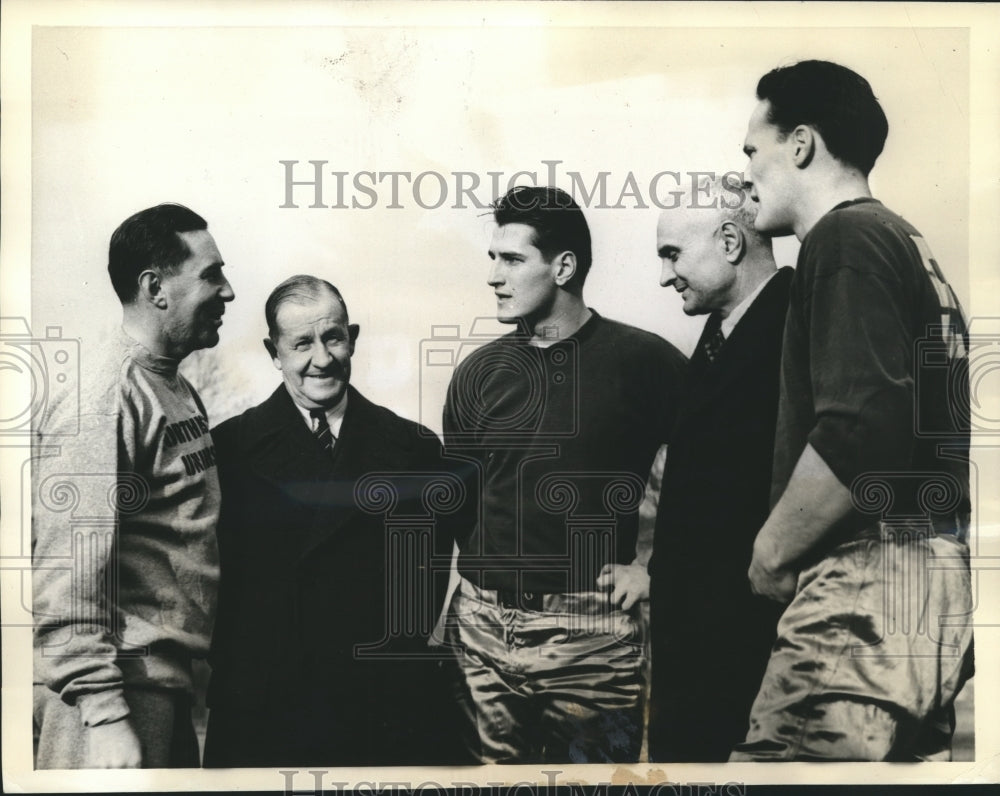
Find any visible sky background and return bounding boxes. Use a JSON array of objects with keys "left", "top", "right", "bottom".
[{"left": 28, "top": 23, "right": 970, "bottom": 432}]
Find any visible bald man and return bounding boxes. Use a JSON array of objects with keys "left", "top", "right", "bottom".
[{"left": 648, "top": 175, "right": 792, "bottom": 761}]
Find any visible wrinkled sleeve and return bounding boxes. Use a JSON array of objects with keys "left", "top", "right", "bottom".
[
  {"left": 441, "top": 361, "right": 481, "bottom": 547},
  {"left": 32, "top": 376, "right": 133, "bottom": 727},
  {"left": 803, "top": 224, "right": 915, "bottom": 488},
  {"left": 441, "top": 362, "right": 464, "bottom": 446}
]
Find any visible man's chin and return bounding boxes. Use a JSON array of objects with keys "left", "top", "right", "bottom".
[
  {"left": 185, "top": 329, "right": 221, "bottom": 354},
  {"left": 306, "top": 387, "right": 347, "bottom": 409},
  {"left": 754, "top": 214, "right": 793, "bottom": 238}
]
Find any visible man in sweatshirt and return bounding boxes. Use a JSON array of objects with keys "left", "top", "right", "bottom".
[{"left": 33, "top": 203, "right": 235, "bottom": 768}]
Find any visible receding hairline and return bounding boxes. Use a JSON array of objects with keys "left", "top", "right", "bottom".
[
  {"left": 266, "top": 277, "right": 350, "bottom": 341},
  {"left": 656, "top": 175, "right": 769, "bottom": 252},
  {"left": 658, "top": 191, "right": 739, "bottom": 233}
]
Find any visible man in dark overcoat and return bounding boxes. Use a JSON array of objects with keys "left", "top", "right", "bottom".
[
  {"left": 204, "top": 275, "right": 467, "bottom": 767},
  {"left": 646, "top": 176, "right": 791, "bottom": 761}
]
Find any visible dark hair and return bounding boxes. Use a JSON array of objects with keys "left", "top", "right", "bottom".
[
  {"left": 265, "top": 274, "right": 348, "bottom": 340},
  {"left": 491, "top": 186, "right": 593, "bottom": 285},
  {"left": 756, "top": 60, "right": 889, "bottom": 176},
  {"left": 107, "top": 203, "right": 208, "bottom": 302}
]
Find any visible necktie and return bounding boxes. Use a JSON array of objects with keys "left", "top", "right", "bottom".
[
  {"left": 310, "top": 409, "right": 336, "bottom": 455},
  {"left": 700, "top": 312, "right": 726, "bottom": 364}
]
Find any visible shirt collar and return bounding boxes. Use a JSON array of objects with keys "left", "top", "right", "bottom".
[
  {"left": 720, "top": 270, "right": 778, "bottom": 339},
  {"left": 118, "top": 327, "right": 180, "bottom": 376},
  {"left": 291, "top": 389, "right": 349, "bottom": 438},
  {"left": 522, "top": 308, "right": 602, "bottom": 348}
]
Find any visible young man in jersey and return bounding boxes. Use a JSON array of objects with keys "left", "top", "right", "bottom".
[
  {"left": 443, "top": 185, "right": 686, "bottom": 763},
  {"left": 733, "top": 59, "right": 973, "bottom": 761}
]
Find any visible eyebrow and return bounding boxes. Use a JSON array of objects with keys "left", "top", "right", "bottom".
[
  {"left": 488, "top": 249, "right": 523, "bottom": 260},
  {"left": 657, "top": 245, "right": 679, "bottom": 258},
  {"left": 742, "top": 144, "right": 754, "bottom": 156}
]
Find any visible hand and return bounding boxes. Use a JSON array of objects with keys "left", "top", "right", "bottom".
[
  {"left": 596, "top": 563, "right": 649, "bottom": 611},
  {"left": 748, "top": 537, "right": 798, "bottom": 604},
  {"left": 84, "top": 717, "right": 142, "bottom": 768}
]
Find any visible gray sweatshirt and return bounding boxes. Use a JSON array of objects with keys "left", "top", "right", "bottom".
[{"left": 33, "top": 329, "right": 220, "bottom": 728}]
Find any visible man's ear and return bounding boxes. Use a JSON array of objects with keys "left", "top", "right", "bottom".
[
  {"left": 552, "top": 251, "right": 577, "bottom": 287},
  {"left": 791, "top": 125, "right": 815, "bottom": 169},
  {"left": 138, "top": 269, "right": 167, "bottom": 308},
  {"left": 720, "top": 220, "right": 745, "bottom": 264},
  {"left": 263, "top": 337, "right": 280, "bottom": 368},
  {"left": 348, "top": 323, "right": 360, "bottom": 355}
]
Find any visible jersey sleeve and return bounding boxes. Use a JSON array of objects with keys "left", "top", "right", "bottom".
[
  {"left": 441, "top": 366, "right": 462, "bottom": 445},
  {"left": 32, "top": 370, "right": 132, "bottom": 728},
  {"left": 802, "top": 218, "right": 916, "bottom": 489}
]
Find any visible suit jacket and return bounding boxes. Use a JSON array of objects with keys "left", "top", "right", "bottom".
[
  {"left": 204, "top": 384, "right": 468, "bottom": 767},
  {"left": 649, "top": 266, "right": 793, "bottom": 762}
]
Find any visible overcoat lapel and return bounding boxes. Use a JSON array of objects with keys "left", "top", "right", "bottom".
[
  {"left": 294, "top": 386, "right": 399, "bottom": 561},
  {"left": 680, "top": 267, "right": 792, "bottom": 421},
  {"left": 238, "top": 385, "right": 363, "bottom": 562}
]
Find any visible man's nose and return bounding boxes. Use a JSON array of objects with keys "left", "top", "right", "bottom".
[
  {"left": 659, "top": 261, "right": 677, "bottom": 288},
  {"left": 487, "top": 262, "right": 504, "bottom": 287},
  {"left": 311, "top": 341, "right": 334, "bottom": 366},
  {"left": 219, "top": 276, "right": 235, "bottom": 302}
]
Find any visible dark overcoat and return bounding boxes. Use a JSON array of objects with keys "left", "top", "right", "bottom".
[
  {"left": 649, "top": 267, "right": 793, "bottom": 762},
  {"left": 204, "top": 384, "right": 469, "bottom": 766}
]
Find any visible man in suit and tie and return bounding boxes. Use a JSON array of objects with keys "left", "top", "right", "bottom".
[
  {"left": 203, "top": 275, "right": 465, "bottom": 767},
  {"left": 640, "top": 174, "right": 792, "bottom": 761}
]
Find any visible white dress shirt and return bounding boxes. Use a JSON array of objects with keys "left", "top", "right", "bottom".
[{"left": 292, "top": 389, "right": 349, "bottom": 441}]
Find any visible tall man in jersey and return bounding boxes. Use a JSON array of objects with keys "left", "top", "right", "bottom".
[
  {"left": 443, "top": 185, "right": 686, "bottom": 763},
  {"left": 733, "top": 60, "right": 973, "bottom": 761}
]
